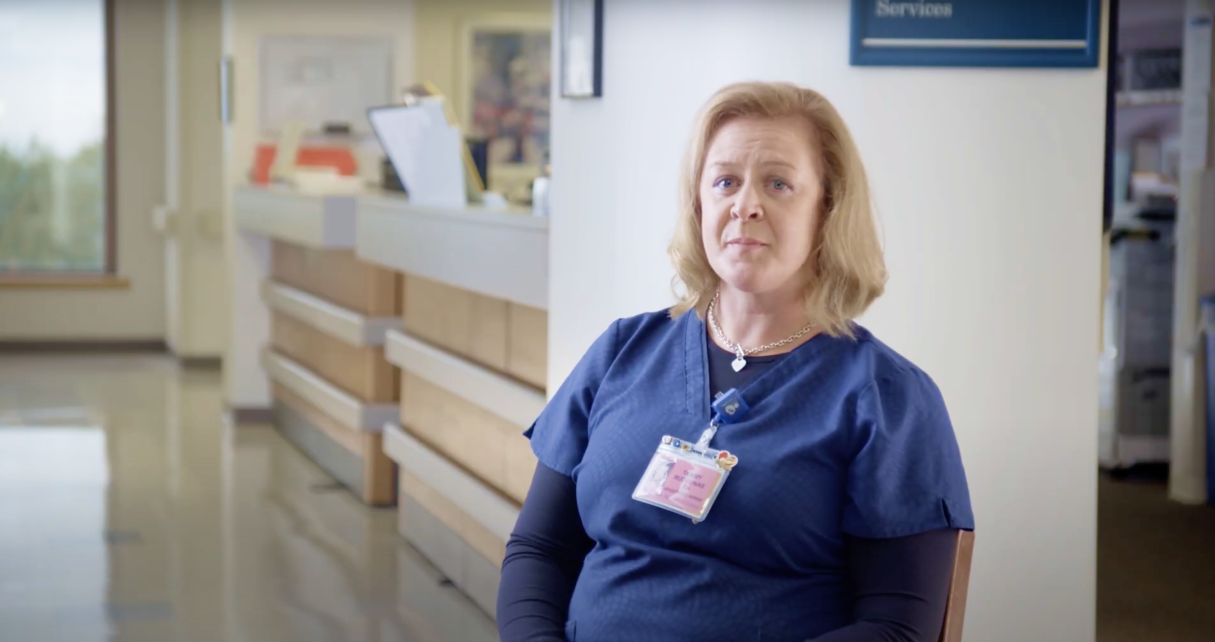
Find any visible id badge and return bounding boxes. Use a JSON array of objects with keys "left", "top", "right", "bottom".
[{"left": 631, "top": 436, "right": 738, "bottom": 523}]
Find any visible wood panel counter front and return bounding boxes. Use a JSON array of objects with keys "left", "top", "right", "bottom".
[
  {"left": 266, "top": 239, "right": 402, "bottom": 507},
  {"left": 272, "top": 240, "right": 401, "bottom": 317},
  {"left": 271, "top": 312, "right": 398, "bottom": 403}
]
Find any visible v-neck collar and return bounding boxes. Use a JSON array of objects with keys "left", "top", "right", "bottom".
[{"left": 681, "top": 310, "right": 834, "bottom": 420}]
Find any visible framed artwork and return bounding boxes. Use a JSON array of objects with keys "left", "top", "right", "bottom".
[
  {"left": 259, "top": 35, "right": 394, "bottom": 135},
  {"left": 457, "top": 14, "right": 552, "bottom": 194},
  {"left": 560, "top": 0, "right": 603, "bottom": 98}
]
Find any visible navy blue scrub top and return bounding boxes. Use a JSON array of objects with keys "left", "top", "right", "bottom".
[{"left": 525, "top": 309, "right": 974, "bottom": 642}]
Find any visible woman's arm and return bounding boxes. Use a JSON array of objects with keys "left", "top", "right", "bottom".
[
  {"left": 497, "top": 462, "right": 595, "bottom": 642},
  {"left": 810, "top": 529, "right": 958, "bottom": 642}
]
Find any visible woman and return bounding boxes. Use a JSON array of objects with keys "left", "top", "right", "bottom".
[{"left": 497, "top": 82, "right": 974, "bottom": 642}]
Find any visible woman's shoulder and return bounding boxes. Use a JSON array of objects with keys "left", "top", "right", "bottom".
[
  {"left": 833, "top": 325, "right": 943, "bottom": 398},
  {"left": 614, "top": 308, "right": 686, "bottom": 338},
  {"left": 571, "top": 308, "right": 686, "bottom": 367},
  {"left": 588, "top": 307, "right": 690, "bottom": 348}
]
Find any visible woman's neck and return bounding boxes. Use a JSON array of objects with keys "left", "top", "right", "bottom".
[{"left": 710, "top": 283, "right": 819, "bottom": 356}]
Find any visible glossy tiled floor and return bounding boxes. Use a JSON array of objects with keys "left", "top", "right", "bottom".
[{"left": 0, "top": 354, "right": 498, "bottom": 642}]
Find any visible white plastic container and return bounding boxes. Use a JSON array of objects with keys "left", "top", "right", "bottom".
[{"left": 532, "top": 176, "right": 550, "bottom": 217}]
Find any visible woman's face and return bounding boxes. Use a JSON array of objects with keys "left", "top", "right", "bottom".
[{"left": 699, "top": 115, "right": 823, "bottom": 297}]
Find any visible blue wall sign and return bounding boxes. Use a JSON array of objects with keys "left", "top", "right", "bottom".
[{"left": 851, "top": 0, "right": 1102, "bottom": 68}]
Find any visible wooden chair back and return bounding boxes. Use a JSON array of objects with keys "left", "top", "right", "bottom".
[{"left": 939, "top": 530, "right": 975, "bottom": 642}]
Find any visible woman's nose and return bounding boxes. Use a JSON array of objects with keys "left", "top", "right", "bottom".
[{"left": 730, "top": 185, "right": 764, "bottom": 221}]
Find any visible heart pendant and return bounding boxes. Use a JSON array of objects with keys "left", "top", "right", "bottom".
[{"left": 731, "top": 357, "right": 746, "bottom": 372}]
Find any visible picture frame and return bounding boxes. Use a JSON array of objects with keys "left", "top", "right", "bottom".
[
  {"left": 559, "top": 0, "right": 603, "bottom": 98},
  {"left": 456, "top": 13, "right": 552, "bottom": 195},
  {"left": 258, "top": 35, "right": 394, "bottom": 135}
]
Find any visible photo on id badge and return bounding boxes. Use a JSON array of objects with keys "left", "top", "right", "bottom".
[{"left": 644, "top": 457, "right": 676, "bottom": 496}]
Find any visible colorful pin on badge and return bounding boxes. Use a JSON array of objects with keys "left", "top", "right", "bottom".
[
  {"left": 672, "top": 439, "right": 681, "bottom": 448},
  {"left": 681, "top": 443, "right": 691, "bottom": 451},
  {"left": 716, "top": 450, "right": 739, "bottom": 471},
  {"left": 662, "top": 436, "right": 673, "bottom": 445}
]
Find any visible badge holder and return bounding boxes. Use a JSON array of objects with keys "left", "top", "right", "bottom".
[{"left": 631, "top": 388, "right": 749, "bottom": 523}]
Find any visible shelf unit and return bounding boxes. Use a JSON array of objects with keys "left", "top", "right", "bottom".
[
  {"left": 263, "top": 350, "right": 398, "bottom": 431},
  {"left": 386, "top": 329, "right": 546, "bottom": 431},
  {"left": 263, "top": 281, "right": 400, "bottom": 347}
]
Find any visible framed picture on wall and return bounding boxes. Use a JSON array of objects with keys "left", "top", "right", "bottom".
[
  {"left": 457, "top": 13, "right": 552, "bottom": 195},
  {"left": 560, "top": 0, "right": 603, "bottom": 98},
  {"left": 259, "top": 35, "right": 394, "bottom": 135}
]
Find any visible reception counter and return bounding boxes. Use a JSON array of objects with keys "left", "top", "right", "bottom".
[
  {"left": 356, "top": 193, "right": 548, "bottom": 310},
  {"left": 234, "top": 185, "right": 403, "bottom": 506},
  {"left": 355, "top": 192, "right": 548, "bottom": 616},
  {"left": 233, "top": 186, "right": 358, "bottom": 249},
  {"left": 232, "top": 185, "right": 549, "bottom": 615}
]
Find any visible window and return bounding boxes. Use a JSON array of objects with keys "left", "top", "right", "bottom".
[{"left": 0, "top": 0, "right": 113, "bottom": 275}]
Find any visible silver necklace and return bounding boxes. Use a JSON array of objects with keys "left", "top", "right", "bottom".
[{"left": 707, "top": 291, "right": 817, "bottom": 372}]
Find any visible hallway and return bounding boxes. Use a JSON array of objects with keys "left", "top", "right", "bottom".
[{"left": 0, "top": 354, "right": 497, "bottom": 642}]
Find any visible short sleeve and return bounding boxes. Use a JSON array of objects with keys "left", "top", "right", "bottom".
[
  {"left": 523, "top": 319, "right": 620, "bottom": 477},
  {"left": 843, "top": 369, "right": 975, "bottom": 539}
]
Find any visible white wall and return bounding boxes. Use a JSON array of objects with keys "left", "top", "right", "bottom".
[
  {"left": 0, "top": 0, "right": 166, "bottom": 340},
  {"left": 549, "top": 1, "right": 1106, "bottom": 641}
]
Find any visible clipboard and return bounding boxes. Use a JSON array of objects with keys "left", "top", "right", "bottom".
[{"left": 367, "top": 89, "right": 484, "bottom": 208}]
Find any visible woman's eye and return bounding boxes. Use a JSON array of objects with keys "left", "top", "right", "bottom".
[
  {"left": 772, "top": 179, "right": 789, "bottom": 190},
  {"left": 714, "top": 177, "right": 736, "bottom": 189}
]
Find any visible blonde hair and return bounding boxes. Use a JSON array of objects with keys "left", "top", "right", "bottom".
[{"left": 667, "top": 81, "right": 886, "bottom": 338}]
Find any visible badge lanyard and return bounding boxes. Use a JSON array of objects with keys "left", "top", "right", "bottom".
[{"left": 631, "top": 388, "right": 750, "bottom": 523}]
